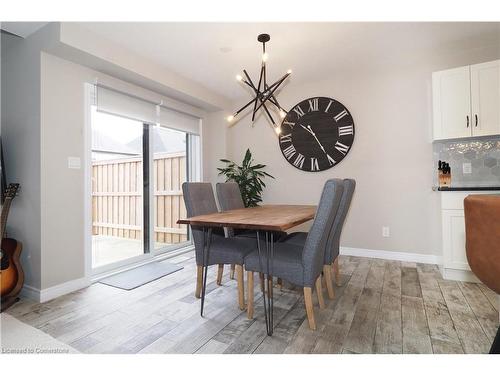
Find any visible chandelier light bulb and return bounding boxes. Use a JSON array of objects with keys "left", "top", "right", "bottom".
[
  {"left": 262, "top": 52, "right": 269, "bottom": 62},
  {"left": 279, "top": 110, "right": 286, "bottom": 118},
  {"left": 236, "top": 74, "right": 243, "bottom": 82},
  {"left": 287, "top": 69, "right": 292, "bottom": 74},
  {"left": 275, "top": 126, "right": 282, "bottom": 135},
  {"left": 226, "top": 115, "right": 234, "bottom": 122}
]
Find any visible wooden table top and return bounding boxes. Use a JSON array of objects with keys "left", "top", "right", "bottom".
[{"left": 177, "top": 204, "right": 316, "bottom": 232}]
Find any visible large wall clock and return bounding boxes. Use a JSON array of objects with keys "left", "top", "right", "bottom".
[{"left": 279, "top": 97, "right": 355, "bottom": 172}]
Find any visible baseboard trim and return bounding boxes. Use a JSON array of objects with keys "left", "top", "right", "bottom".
[
  {"left": 340, "top": 246, "right": 442, "bottom": 265},
  {"left": 20, "top": 284, "right": 41, "bottom": 302},
  {"left": 21, "top": 277, "right": 91, "bottom": 303},
  {"left": 441, "top": 268, "right": 480, "bottom": 283}
]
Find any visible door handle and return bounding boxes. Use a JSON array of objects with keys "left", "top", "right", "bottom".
[
  {"left": 466, "top": 115, "right": 469, "bottom": 128},
  {"left": 475, "top": 114, "right": 478, "bottom": 127}
]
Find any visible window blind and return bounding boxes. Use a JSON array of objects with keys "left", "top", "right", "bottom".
[
  {"left": 96, "top": 85, "right": 201, "bottom": 135},
  {"left": 158, "top": 106, "right": 200, "bottom": 135}
]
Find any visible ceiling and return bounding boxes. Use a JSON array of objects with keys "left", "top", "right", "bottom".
[
  {"left": 76, "top": 22, "right": 500, "bottom": 101},
  {"left": 0, "top": 22, "right": 47, "bottom": 37},
  {"left": 5, "top": 22, "right": 500, "bottom": 101}
]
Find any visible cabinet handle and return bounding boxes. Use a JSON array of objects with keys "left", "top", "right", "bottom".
[
  {"left": 475, "top": 114, "right": 478, "bottom": 127},
  {"left": 466, "top": 115, "right": 469, "bottom": 128}
]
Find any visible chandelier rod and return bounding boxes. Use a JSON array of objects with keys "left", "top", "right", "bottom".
[
  {"left": 233, "top": 70, "right": 290, "bottom": 122},
  {"left": 233, "top": 97, "right": 258, "bottom": 118},
  {"left": 243, "top": 69, "right": 275, "bottom": 124},
  {"left": 251, "top": 66, "right": 265, "bottom": 122},
  {"left": 253, "top": 73, "right": 290, "bottom": 114},
  {"left": 240, "top": 77, "right": 287, "bottom": 116},
  {"left": 239, "top": 76, "right": 285, "bottom": 111}
]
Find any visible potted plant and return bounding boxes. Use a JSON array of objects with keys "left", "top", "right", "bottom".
[{"left": 217, "top": 149, "right": 274, "bottom": 207}]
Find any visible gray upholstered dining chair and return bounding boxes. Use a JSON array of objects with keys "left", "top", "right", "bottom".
[
  {"left": 281, "top": 179, "right": 355, "bottom": 299},
  {"left": 215, "top": 182, "right": 286, "bottom": 286},
  {"left": 182, "top": 182, "right": 255, "bottom": 310},
  {"left": 244, "top": 179, "right": 344, "bottom": 330},
  {"left": 216, "top": 182, "right": 257, "bottom": 239}
]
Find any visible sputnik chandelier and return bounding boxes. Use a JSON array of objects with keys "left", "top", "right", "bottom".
[{"left": 226, "top": 33, "right": 292, "bottom": 133}]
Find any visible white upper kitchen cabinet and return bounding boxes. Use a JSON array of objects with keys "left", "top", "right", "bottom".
[
  {"left": 432, "top": 66, "right": 472, "bottom": 140},
  {"left": 432, "top": 59, "right": 500, "bottom": 140},
  {"left": 470, "top": 60, "right": 500, "bottom": 137}
]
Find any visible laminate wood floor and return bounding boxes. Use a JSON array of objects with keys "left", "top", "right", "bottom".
[{"left": 5, "top": 254, "right": 498, "bottom": 354}]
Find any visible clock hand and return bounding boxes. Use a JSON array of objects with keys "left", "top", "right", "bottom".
[
  {"left": 307, "top": 125, "right": 327, "bottom": 154},
  {"left": 300, "top": 124, "right": 313, "bottom": 134}
]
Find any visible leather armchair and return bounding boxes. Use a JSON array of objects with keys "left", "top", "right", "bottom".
[
  {"left": 464, "top": 195, "right": 500, "bottom": 293},
  {"left": 464, "top": 194, "right": 500, "bottom": 354}
]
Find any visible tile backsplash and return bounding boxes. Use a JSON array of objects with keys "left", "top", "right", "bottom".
[{"left": 433, "top": 136, "right": 500, "bottom": 187}]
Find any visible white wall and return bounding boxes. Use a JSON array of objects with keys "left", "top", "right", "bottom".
[
  {"left": 227, "top": 44, "right": 500, "bottom": 256},
  {"left": 1, "top": 32, "right": 48, "bottom": 290},
  {"left": 202, "top": 110, "right": 229, "bottom": 184},
  {"left": 40, "top": 53, "right": 88, "bottom": 288}
]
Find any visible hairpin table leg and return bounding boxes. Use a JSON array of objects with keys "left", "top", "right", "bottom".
[
  {"left": 200, "top": 227, "right": 213, "bottom": 317},
  {"left": 257, "top": 230, "right": 275, "bottom": 335}
]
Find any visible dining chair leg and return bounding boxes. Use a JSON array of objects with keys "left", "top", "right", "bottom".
[
  {"left": 195, "top": 265, "right": 203, "bottom": 298},
  {"left": 236, "top": 265, "right": 245, "bottom": 310},
  {"left": 276, "top": 278, "right": 283, "bottom": 290},
  {"left": 333, "top": 258, "right": 340, "bottom": 286},
  {"left": 315, "top": 276, "right": 325, "bottom": 309},
  {"left": 259, "top": 272, "right": 265, "bottom": 292},
  {"left": 216, "top": 264, "right": 224, "bottom": 286},
  {"left": 303, "top": 287, "right": 316, "bottom": 330},
  {"left": 247, "top": 271, "right": 254, "bottom": 319},
  {"left": 323, "top": 264, "right": 335, "bottom": 300},
  {"left": 230, "top": 264, "right": 236, "bottom": 280}
]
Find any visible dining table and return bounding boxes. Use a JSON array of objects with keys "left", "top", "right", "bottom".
[{"left": 178, "top": 204, "right": 316, "bottom": 336}]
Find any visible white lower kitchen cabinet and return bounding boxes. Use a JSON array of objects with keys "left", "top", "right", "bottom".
[{"left": 440, "top": 190, "right": 500, "bottom": 282}]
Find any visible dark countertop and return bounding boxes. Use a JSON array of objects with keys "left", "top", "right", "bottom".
[{"left": 433, "top": 186, "right": 500, "bottom": 191}]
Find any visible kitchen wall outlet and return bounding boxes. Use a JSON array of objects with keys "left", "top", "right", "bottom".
[
  {"left": 68, "top": 157, "right": 81, "bottom": 169},
  {"left": 382, "top": 226, "right": 390, "bottom": 237},
  {"left": 462, "top": 162, "right": 472, "bottom": 174}
]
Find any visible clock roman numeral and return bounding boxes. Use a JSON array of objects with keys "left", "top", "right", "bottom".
[
  {"left": 324, "top": 100, "right": 333, "bottom": 113},
  {"left": 338, "top": 124, "right": 354, "bottom": 136},
  {"left": 283, "top": 121, "right": 295, "bottom": 129},
  {"left": 293, "top": 153, "right": 305, "bottom": 169},
  {"left": 308, "top": 98, "right": 319, "bottom": 112},
  {"left": 310, "top": 157, "right": 319, "bottom": 171},
  {"left": 282, "top": 144, "right": 296, "bottom": 160},
  {"left": 279, "top": 134, "right": 292, "bottom": 144},
  {"left": 293, "top": 105, "right": 305, "bottom": 119},
  {"left": 333, "top": 109, "right": 348, "bottom": 122},
  {"left": 327, "top": 154, "right": 336, "bottom": 166},
  {"left": 335, "top": 141, "right": 350, "bottom": 155}
]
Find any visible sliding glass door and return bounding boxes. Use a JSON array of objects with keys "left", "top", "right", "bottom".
[{"left": 88, "top": 85, "right": 201, "bottom": 273}]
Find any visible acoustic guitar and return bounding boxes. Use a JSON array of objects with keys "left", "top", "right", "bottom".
[{"left": 0, "top": 183, "right": 24, "bottom": 308}]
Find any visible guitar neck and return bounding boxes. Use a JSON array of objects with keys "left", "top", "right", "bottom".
[{"left": 0, "top": 198, "right": 13, "bottom": 239}]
